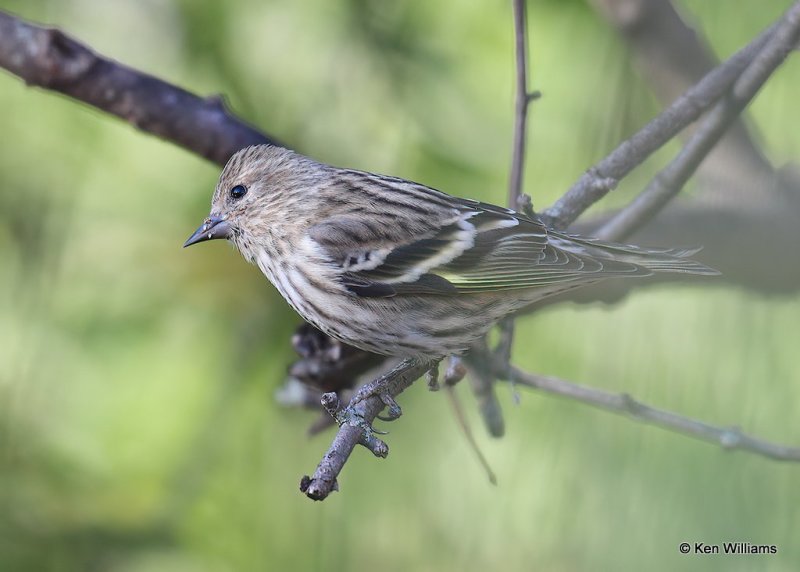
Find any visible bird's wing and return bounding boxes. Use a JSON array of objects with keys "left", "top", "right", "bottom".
[{"left": 309, "top": 195, "right": 651, "bottom": 297}]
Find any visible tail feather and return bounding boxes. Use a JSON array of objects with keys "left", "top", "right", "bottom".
[{"left": 550, "top": 232, "right": 720, "bottom": 276}]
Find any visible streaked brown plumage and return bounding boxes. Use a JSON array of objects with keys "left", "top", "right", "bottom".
[{"left": 185, "top": 145, "right": 717, "bottom": 360}]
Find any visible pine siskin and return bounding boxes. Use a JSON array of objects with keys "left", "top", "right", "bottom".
[{"left": 185, "top": 145, "right": 716, "bottom": 412}]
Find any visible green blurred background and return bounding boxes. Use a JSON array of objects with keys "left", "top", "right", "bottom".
[{"left": 1, "top": 1, "right": 798, "bottom": 570}]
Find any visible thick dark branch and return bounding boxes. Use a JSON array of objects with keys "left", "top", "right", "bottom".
[
  {"left": 502, "top": 365, "right": 800, "bottom": 462},
  {"left": 0, "top": 10, "right": 281, "bottom": 166},
  {"left": 542, "top": 19, "right": 778, "bottom": 229}
]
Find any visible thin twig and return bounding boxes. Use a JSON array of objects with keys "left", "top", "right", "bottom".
[
  {"left": 596, "top": 1, "right": 800, "bottom": 241},
  {"left": 501, "top": 365, "right": 800, "bottom": 462},
  {"left": 493, "top": 0, "right": 538, "bottom": 410},
  {"left": 445, "top": 386, "right": 498, "bottom": 485},
  {"left": 0, "top": 10, "right": 280, "bottom": 165},
  {"left": 508, "top": 0, "right": 537, "bottom": 211},
  {"left": 464, "top": 346, "right": 506, "bottom": 438},
  {"left": 542, "top": 20, "right": 779, "bottom": 229}
]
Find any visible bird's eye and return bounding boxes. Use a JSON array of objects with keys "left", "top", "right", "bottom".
[{"left": 229, "top": 184, "right": 247, "bottom": 200}]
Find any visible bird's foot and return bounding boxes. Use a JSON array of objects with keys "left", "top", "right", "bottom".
[
  {"left": 346, "top": 357, "right": 433, "bottom": 423},
  {"left": 332, "top": 357, "right": 439, "bottom": 443},
  {"left": 319, "top": 391, "right": 389, "bottom": 456},
  {"left": 335, "top": 406, "right": 390, "bottom": 457},
  {"left": 349, "top": 377, "right": 403, "bottom": 421}
]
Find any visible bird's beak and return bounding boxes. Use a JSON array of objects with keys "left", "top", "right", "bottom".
[{"left": 183, "top": 215, "right": 232, "bottom": 247}]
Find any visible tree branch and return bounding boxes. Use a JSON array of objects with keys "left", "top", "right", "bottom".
[
  {"left": 507, "top": 0, "right": 539, "bottom": 212},
  {"left": 595, "top": 0, "right": 800, "bottom": 241},
  {"left": 590, "top": 0, "right": 774, "bottom": 189},
  {"left": 0, "top": 10, "right": 281, "bottom": 166},
  {"left": 501, "top": 365, "right": 800, "bottom": 462},
  {"left": 463, "top": 347, "right": 506, "bottom": 438},
  {"left": 541, "top": 19, "right": 779, "bottom": 229},
  {"left": 496, "top": 5, "right": 799, "bottom": 476},
  {"left": 300, "top": 359, "right": 432, "bottom": 501}
]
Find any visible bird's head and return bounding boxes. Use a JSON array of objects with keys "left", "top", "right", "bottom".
[{"left": 184, "top": 144, "right": 319, "bottom": 259}]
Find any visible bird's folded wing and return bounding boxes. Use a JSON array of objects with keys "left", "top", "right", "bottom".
[{"left": 308, "top": 199, "right": 650, "bottom": 297}]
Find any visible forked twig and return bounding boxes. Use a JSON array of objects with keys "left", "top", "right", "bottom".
[
  {"left": 542, "top": 20, "right": 779, "bottom": 229},
  {"left": 596, "top": 1, "right": 800, "bottom": 241}
]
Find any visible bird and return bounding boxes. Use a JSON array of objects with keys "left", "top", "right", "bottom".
[{"left": 185, "top": 144, "right": 717, "bottom": 417}]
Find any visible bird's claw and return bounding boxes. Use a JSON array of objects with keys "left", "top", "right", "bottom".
[
  {"left": 350, "top": 380, "right": 403, "bottom": 421},
  {"left": 334, "top": 399, "right": 390, "bottom": 457},
  {"left": 376, "top": 392, "right": 402, "bottom": 420},
  {"left": 335, "top": 403, "right": 389, "bottom": 435},
  {"left": 335, "top": 382, "right": 400, "bottom": 432}
]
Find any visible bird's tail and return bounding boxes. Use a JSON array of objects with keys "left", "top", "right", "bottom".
[{"left": 549, "top": 231, "right": 720, "bottom": 276}]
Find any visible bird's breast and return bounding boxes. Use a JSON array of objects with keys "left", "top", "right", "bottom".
[{"left": 253, "top": 244, "right": 348, "bottom": 327}]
